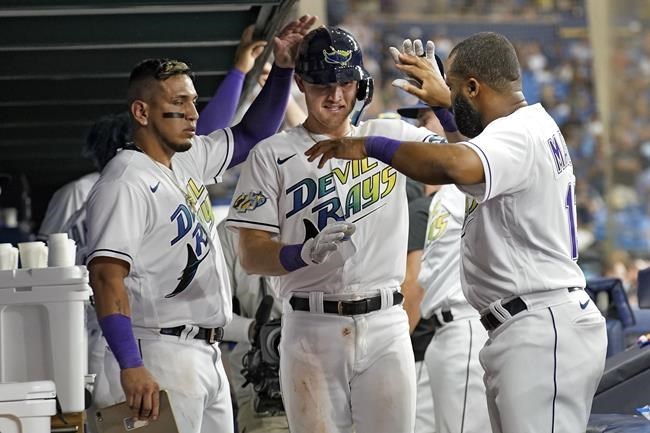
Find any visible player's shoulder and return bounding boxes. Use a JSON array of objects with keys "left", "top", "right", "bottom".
[
  {"left": 357, "top": 117, "right": 407, "bottom": 135},
  {"left": 483, "top": 104, "right": 549, "bottom": 137},
  {"left": 94, "top": 150, "right": 150, "bottom": 191},
  {"left": 247, "top": 125, "right": 305, "bottom": 158},
  {"left": 357, "top": 118, "right": 445, "bottom": 143}
]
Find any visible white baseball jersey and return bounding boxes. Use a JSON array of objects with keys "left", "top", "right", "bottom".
[
  {"left": 225, "top": 119, "right": 444, "bottom": 298},
  {"left": 85, "top": 129, "right": 234, "bottom": 329},
  {"left": 418, "top": 184, "right": 470, "bottom": 317},
  {"left": 457, "top": 103, "right": 585, "bottom": 310},
  {"left": 38, "top": 172, "right": 100, "bottom": 240}
]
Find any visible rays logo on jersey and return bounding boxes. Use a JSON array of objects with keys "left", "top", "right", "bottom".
[
  {"left": 426, "top": 200, "right": 449, "bottom": 243},
  {"left": 323, "top": 46, "right": 352, "bottom": 65},
  {"left": 461, "top": 196, "right": 479, "bottom": 237},
  {"left": 285, "top": 159, "right": 396, "bottom": 230},
  {"left": 233, "top": 191, "right": 268, "bottom": 213},
  {"left": 166, "top": 178, "right": 215, "bottom": 298}
]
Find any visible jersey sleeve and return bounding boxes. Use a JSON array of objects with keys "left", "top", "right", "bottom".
[
  {"left": 85, "top": 181, "right": 147, "bottom": 269},
  {"left": 186, "top": 128, "right": 235, "bottom": 185},
  {"left": 457, "top": 118, "right": 531, "bottom": 203},
  {"left": 225, "top": 147, "right": 281, "bottom": 234}
]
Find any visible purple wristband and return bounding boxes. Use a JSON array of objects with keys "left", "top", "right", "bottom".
[
  {"left": 364, "top": 136, "right": 402, "bottom": 164},
  {"left": 434, "top": 108, "right": 458, "bottom": 133},
  {"left": 98, "top": 314, "right": 144, "bottom": 370},
  {"left": 279, "top": 244, "right": 307, "bottom": 272}
]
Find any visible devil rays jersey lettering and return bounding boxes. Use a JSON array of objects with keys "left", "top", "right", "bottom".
[
  {"left": 86, "top": 129, "right": 235, "bottom": 328},
  {"left": 456, "top": 104, "right": 585, "bottom": 310},
  {"left": 226, "top": 118, "right": 445, "bottom": 297}
]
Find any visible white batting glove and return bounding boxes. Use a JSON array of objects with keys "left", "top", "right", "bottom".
[
  {"left": 300, "top": 222, "right": 356, "bottom": 265},
  {"left": 390, "top": 39, "right": 442, "bottom": 90}
]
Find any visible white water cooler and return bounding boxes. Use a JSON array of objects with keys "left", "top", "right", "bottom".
[
  {"left": 0, "top": 266, "right": 91, "bottom": 414},
  {"left": 0, "top": 380, "right": 56, "bottom": 433}
]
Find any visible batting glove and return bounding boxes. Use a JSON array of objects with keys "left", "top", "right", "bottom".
[
  {"left": 301, "top": 222, "right": 356, "bottom": 265},
  {"left": 390, "top": 39, "right": 443, "bottom": 90}
]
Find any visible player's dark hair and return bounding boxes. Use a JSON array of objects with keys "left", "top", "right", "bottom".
[
  {"left": 83, "top": 111, "right": 131, "bottom": 171},
  {"left": 448, "top": 32, "right": 521, "bottom": 91},
  {"left": 127, "top": 58, "right": 194, "bottom": 104}
]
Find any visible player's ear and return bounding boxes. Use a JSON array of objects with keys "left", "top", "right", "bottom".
[
  {"left": 467, "top": 78, "right": 479, "bottom": 98},
  {"left": 131, "top": 100, "right": 149, "bottom": 127},
  {"left": 294, "top": 75, "right": 306, "bottom": 93}
]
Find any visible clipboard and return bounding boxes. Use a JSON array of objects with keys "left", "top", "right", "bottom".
[{"left": 94, "top": 390, "right": 179, "bottom": 433}]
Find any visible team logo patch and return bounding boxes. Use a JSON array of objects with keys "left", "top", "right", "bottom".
[
  {"left": 233, "top": 191, "right": 268, "bottom": 213},
  {"left": 323, "top": 46, "right": 352, "bottom": 66}
]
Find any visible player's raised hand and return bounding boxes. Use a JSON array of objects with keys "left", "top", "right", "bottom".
[
  {"left": 121, "top": 366, "right": 161, "bottom": 421},
  {"left": 305, "top": 137, "right": 367, "bottom": 169},
  {"left": 233, "top": 25, "right": 268, "bottom": 74},
  {"left": 390, "top": 39, "right": 451, "bottom": 108},
  {"left": 273, "top": 14, "right": 318, "bottom": 68},
  {"left": 301, "top": 222, "right": 356, "bottom": 265}
]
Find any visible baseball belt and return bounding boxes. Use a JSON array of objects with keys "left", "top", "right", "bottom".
[
  {"left": 159, "top": 325, "right": 224, "bottom": 344},
  {"left": 480, "top": 287, "right": 582, "bottom": 331},
  {"left": 290, "top": 291, "right": 404, "bottom": 315}
]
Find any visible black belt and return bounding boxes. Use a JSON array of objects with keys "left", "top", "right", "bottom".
[
  {"left": 290, "top": 292, "right": 404, "bottom": 316},
  {"left": 159, "top": 325, "right": 224, "bottom": 344},
  {"left": 480, "top": 288, "right": 582, "bottom": 331},
  {"left": 431, "top": 310, "right": 454, "bottom": 329}
]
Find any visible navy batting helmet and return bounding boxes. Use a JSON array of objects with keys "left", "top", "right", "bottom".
[
  {"left": 296, "top": 27, "right": 373, "bottom": 125},
  {"left": 296, "top": 27, "right": 370, "bottom": 84}
]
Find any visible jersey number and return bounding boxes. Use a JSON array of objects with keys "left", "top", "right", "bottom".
[{"left": 565, "top": 182, "right": 578, "bottom": 261}]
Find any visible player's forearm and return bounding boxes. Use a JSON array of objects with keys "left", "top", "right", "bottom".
[
  {"left": 388, "top": 141, "right": 485, "bottom": 185},
  {"left": 88, "top": 260, "right": 143, "bottom": 370},
  {"left": 88, "top": 263, "right": 132, "bottom": 319},
  {"left": 239, "top": 233, "right": 289, "bottom": 276},
  {"left": 229, "top": 65, "right": 293, "bottom": 168},
  {"left": 196, "top": 68, "right": 245, "bottom": 134},
  {"left": 401, "top": 280, "right": 424, "bottom": 334},
  {"left": 401, "top": 250, "right": 424, "bottom": 334}
]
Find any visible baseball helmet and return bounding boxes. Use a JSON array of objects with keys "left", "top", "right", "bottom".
[
  {"left": 296, "top": 27, "right": 373, "bottom": 125},
  {"left": 296, "top": 27, "right": 370, "bottom": 85}
]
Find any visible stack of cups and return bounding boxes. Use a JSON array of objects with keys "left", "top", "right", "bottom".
[
  {"left": 17, "top": 241, "right": 49, "bottom": 269},
  {"left": 47, "top": 233, "right": 77, "bottom": 268},
  {"left": 0, "top": 243, "right": 19, "bottom": 270}
]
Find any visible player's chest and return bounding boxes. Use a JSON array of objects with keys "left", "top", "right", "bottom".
[
  {"left": 279, "top": 158, "right": 403, "bottom": 230},
  {"left": 144, "top": 174, "right": 215, "bottom": 248}
]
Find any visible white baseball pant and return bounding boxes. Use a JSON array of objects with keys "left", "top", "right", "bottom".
[
  {"left": 424, "top": 305, "right": 490, "bottom": 433},
  {"left": 279, "top": 292, "right": 416, "bottom": 433},
  {"left": 414, "top": 360, "right": 436, "bottom": 433},
  {"left": 96, "top": 331, "right": 233, "bottom": 433},
  {"left": 479, "top": 289, "right": 607, "bottom": 433}
]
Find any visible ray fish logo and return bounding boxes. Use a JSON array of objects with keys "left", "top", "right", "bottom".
[
  {"left": 323, "top": 46, "right": 352, "bottom": 66},
  {"left": 233, "top": 191, "right": 268, "bottom": 213}
]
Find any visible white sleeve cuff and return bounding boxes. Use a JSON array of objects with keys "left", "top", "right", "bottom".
[{"left": 222, "top": 313, "right": 255, "bottom": 343}]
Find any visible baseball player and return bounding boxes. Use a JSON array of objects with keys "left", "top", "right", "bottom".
[
  {"left": 402, "top": 185, "right": 438, "bottom": 433},
  {"left": 418, "top": 184, "right": 491, "bottom": 433},
  {"left": 305, "top": 32, "right": 608, "bottom": 433},
  {"left": 85, "top": 15, "right": 315, "bottom": 433},
  {"left": 226, "top": 27, "right": 446, "bottom": 433},
  {"left": 217, "top": 220, "right": 289, "bottom": 433},
  {"left": 37, "top": 112, "right": 130, "bottom": 241}
]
